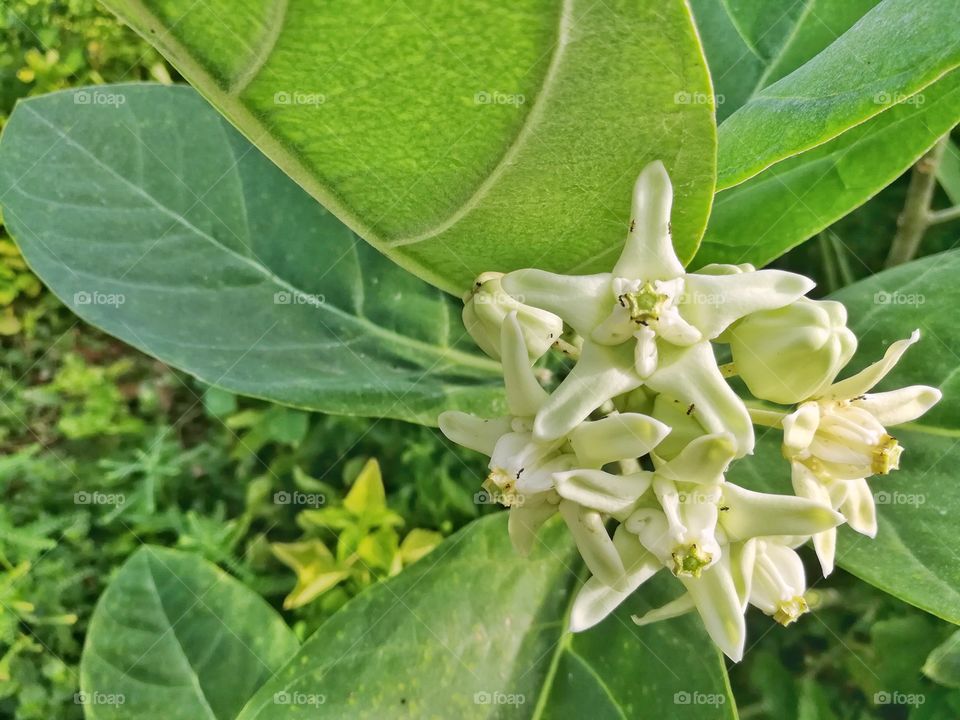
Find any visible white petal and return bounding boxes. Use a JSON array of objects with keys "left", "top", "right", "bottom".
[
  {"left": 680, "top": 270, "right": 815, "bottom": 340},
  {"left": 501, "top": 270, "right": 611, "bottom": 338},
  {"left": 730, "top": 539, "right": 757, "bottom": 611},
  {"left": 851, "top": 385, "right": 942, "bottom": 427},
  {"left": 842, "top": 478, "right": 878, "bottom": 537},
  {"left": 533, "top": 342, "right": 641, "bottom": 441},
  {"left": 813, "top": 527, "right": 837, "bottom": 577},
  {"left": 766, "top": 543, "right": 807, "bottom": 593},
  {"left": 650, "top": 394, "right": 709, "bottom": 461},
  {"left": 462, "top": 301, "right": 501, "bottom": 359},
  {"left": 782, "top": 402, "right": 820, "bottom": 452},
  {"left": 646, "top": 342, "right": 754, "bottom": 457},
  {"left": 655, "top": 307, "right": 703, "bottom": 347},
  {"left": 559, "top": 500, "right": 625, "bottom": 589},
  {"left": 555, "top": 469, "right": 653, "bottom": 515},
  {"left": 721, "top": 483, "right": 844, "bottom": 542},
  {"left": 749, "top": 542, "right": 807, "bottom": 615},
  {"left": 631, "top": 593, "right": 696, "bottom": 626},
  {"left": 569, "top": 528, "right": 661, "bottom": 632},
  {"left": 697, "top": 263, "right": 755, "bottom": 276},
  {"left": 569, "top": 412, "right": 670, "bottom": 467},
  {"left": 791, "top": 461, "right": 830, "bottom": 503},
  {"left": 501, "top": 312, "right": 549, "bottom": 417},
  {"left": 438, "top": 411, "right": 510, "bottom": 456},
  {"left": 681, "top": 558, "right": 747, "bottom": 662},
  {"left": 654, "top": 432, "right": 737, "bottom": 484},
  {"left": 516, "top": 454, "right": 577, "bottom": 495},
  {"left": 624, "top": 508, "right": 673, "bottom": 564},
  {"left": 508, "top": 494, "right": 559, "bottom": 556},
  {"left": 826, "top": 330, "right": 920, "bottom": 399},
  {"left": 613, "top": 160, "right": 685, "bottom": 281},
  {"left": 590, "top": 305, "right": 635, "bottom": 346}
]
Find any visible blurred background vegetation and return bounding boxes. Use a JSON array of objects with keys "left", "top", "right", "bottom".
[{"left": 0, "top": 2, "right": 958, "bottom": 719}]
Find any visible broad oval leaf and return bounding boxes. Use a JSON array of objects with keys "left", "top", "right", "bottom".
[
  {"left": 101, "top": 0, "right": 717, "bottom": 292},
  {"left": 237, "top": 514, "right": 736, "bottom": 719},
  {"left": 694, "top": 71, "right": 960, "bottom": 268},
  {"left": 691, "top": 0, "right": 882, "bottom": 123},
  {"left": 729, "top": 250, "right": 960, "bottom": 623},
  {"left": 0, "top": 84, "right": 505, "bottom": 426},
  {"left": 715, "top": 0, "right": 960, "bottom": 190},
  {"left": 80, "top": 546, "right": 299, "bottom": 720}
]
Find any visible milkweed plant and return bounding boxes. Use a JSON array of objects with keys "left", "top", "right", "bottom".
[{"left": 441, "top": 162, "right": 942, "bottom": 661}]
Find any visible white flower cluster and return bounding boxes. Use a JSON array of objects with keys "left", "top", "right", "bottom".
[{"left": 440, "top": 162, "right": 941, "bottom": 661}]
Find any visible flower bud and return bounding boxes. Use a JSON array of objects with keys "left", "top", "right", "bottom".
[
  {"left": 463, "top": 272, "right": 563, "bottom": 361},
  {"left": 726, "top": 298, "right": 856, "bottom": 404}
]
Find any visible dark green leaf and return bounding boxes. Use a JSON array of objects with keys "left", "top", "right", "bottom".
[
  {"left": 716, "top": 0, "right": 960, "bottom": 189},
  {"left": 0, "top": 84, "right": 505, "bottom": 426},
  {"left": 237, "top": 514, "right": 736, "bottom": 719},
  {"left": 692, "top": 0, "right": 881, "bottom": 123},
  {"left": 695, "top": 72, "right": 960, "bottom": 268},
  {"left": 80, "top": 546, "right": 299, "bottom": 719}
]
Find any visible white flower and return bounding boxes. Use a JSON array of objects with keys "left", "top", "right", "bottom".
[
  {"left": 565, "top": 434, "right": 842, "bottom": 660},
  {"left": 439, "top": 312, "right": 670, "bottom": 587},
  {"left": 502, "top": 161, "right": 814, "bottom": 453},
  {"left": 726, "top": 297, "right": 858, "bottom": 404},
  {"left": 746, "top": 539, "right": 810, "bottom": 627},
  {"left": 781, "top": 330, "right": 942, "bottom": 574},
  {"left": 462, "top": 271, "right": 563, "bottom": 361}
]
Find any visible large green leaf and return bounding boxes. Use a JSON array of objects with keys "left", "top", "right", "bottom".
[
  {"left": 729, "top": 250, "right": 960, "bottom": 623},
  {"left": 0, "top": 84, "right": 506, "bottom": 426},
  {"left": 238, "top": 514, "right": 735, "bottom": 719},
  {"left": 80, "top": 546, "right": 299, "bottom": 720},
  {"left": 100, "top": 0, "right": 717, "bottom": 293},
  {"left": 691, "top": 0, "right": 881, "bottom": 123},
  {"left": 715, "top": 0, "right": 960, "bottom": 190},
  {"left": 695, "top": 71, "right": 960, "bottom": 268}
]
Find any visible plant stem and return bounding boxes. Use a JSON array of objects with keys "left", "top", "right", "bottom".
[
  {"left": 819, "top": 231, "right": 840, "bottom": 293},
  {"left": 829, "top": 232, "right": 856, "bottom": 286},
  {"left": 885, "top": 135, "right": 950, "bottom": 268},
  {"left": 929, "top": 204, "right": 960, "bottom": 225},
  {"left": 748, "top": 407, "right": 785, "bottom": 428},
  {"left": 552, "top": 337, "right": 581, "bottom": 359}
]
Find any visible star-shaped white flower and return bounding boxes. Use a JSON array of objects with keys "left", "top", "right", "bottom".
[
  {"left": 502, "top": 161, "right": 814, "bottom": 453},
  {"left": 439, "top": 312, "right": 671, "bottom": 587},
  {"left": 781, "top": 330, "right": 941, "bottom": 575},
  {"left": 565, "top": 437, "right": 842, "bottom": 660}
]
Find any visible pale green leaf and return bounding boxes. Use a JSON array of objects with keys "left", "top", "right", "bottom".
[{"left": 101, "top": 0, "right": 717, "bottom": 290}]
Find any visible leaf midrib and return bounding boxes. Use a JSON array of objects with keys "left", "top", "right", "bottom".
[
  {"left": 19, "top": 101, "right": 500, "bottom": 376},
  {"left": 144, "top": 555, "right": 219, "bottom": 720}
]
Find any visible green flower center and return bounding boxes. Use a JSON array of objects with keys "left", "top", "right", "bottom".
[
  {"left": 774, "top": 596, "right": 809, "bottom": 626},
  {"left": 872, "top": 435, "right": 903, "bottom": 475},
  {"left": 671, "top": 543, "right": 712, "bottom": 578},
  {"left": 619, "top": 282, "right": 668, "bottom": 325}
]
